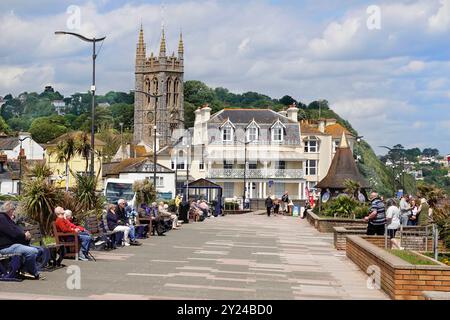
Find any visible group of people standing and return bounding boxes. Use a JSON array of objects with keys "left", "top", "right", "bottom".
[
  {"left": 265, "top": 191, "right": 292, "bottom": 217},
  {"left": 364, "top": 192, "right": 433, "bottom": 250}
]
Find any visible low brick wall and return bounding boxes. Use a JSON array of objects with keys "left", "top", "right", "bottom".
[
  {"left": 306, "top": 210, "right": 366, "bottom": 233},
  {"left": 334, "top": 227, "right": 447, "bottom": 252},
  {"left": 334, "top": 226, "right": 367, "bottom": 250},
  {"left": 346, "top": 235, "right": 450, "bottom": 300}
]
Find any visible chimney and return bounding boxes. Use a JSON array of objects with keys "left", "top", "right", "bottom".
[
  {"left": 318, "top": 119, "right": 325, "bottom": 133},
  {"left": 202, "top": 104, "right": 212, "bottom": 122},
  {"left": 194, "top": 108, "right": 202, "bottom": 125},
  {"left": 286, "top": 104, "right": 299, "bottom": 122}
]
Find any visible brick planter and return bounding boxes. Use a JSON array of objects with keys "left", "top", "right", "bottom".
[
  {"left": 346, "top": 235, "right": 450, "bottom": 300},
  {"left": 305, "top": 210, "right": 367, "bottom": 233},
  {"left": 334, "top": 226, "right": 367, "bottom": 250}
]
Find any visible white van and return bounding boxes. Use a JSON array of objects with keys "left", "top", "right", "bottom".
[{"left": 104, "top": 178, "right": 136, "bottom": 208}]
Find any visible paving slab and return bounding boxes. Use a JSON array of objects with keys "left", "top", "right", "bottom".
[{"left": 0, "top": 213, "right": 388, "bottom": 300}]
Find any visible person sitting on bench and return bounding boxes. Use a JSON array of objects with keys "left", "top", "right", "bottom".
[
  {"left": 106, "top": 204, "right": 133, "bottom": 246},
  {"left": 0, "top": 201, "right": 44, "bottom": 280},
  {"left": 158, "top": 202, "right": 180, "bottom": 230},
  {"left": 115, "top": 199, "right": 140, "bottom": 246},
  {"left": 55, "top": 207, "right": 92, "bottom": 261}
]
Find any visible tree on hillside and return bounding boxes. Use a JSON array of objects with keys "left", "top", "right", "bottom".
[
  {"left": 0, "top": 116, "right": 10, "bottom": 134},
  {"left": 423, "top": 148, "right": 439, "bottom": 158},
  {"left": 110, "top": 103, "right": 134, "bottom": 130},
  {"left": 75, "top": 132, "right": 91, "bottom": 174},
  {"left": 405, "top": 148, "right": 421, "bottom": 162},
  {"left": 279, "top": 95, "right": 297, "bottom": 106},
  {"left": 29, "top": 116, "right": 68, "bottom": 143},
  {"left": 7, "top": 117, "right": 32, "bottom": 132},
  {"left": 308, "top": 100, "right": 330, "bottom": 110}
]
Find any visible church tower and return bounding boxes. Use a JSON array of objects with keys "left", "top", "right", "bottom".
[{"left": 133, "top": 26, "right": 185, "bottom": 149}]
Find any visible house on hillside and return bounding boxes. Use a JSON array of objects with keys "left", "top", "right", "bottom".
[{"left": 52, "top": 100, "right": 66, "bottom": 115}]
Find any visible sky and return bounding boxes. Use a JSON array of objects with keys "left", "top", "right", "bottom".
[{"left": 0, "top": 0, "right": 449, "bottom": 155}]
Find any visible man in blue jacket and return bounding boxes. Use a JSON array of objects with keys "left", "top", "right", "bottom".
[{"left": 0, "top": 201, "right": 42, "bottom": 280}]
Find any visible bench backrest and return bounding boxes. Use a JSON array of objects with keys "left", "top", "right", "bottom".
[
  {"left": 24, "top": 224, "right": 44, "bottom": 246},
  {"left": 86, "top": 215, "right": 101, "bottom": 235}
]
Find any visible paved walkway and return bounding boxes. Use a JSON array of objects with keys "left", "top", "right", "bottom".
[{"left": 0, "top": 212, "right": 388, "bottom": 300}]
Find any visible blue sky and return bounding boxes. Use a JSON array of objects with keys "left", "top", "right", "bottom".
[{"left": 0, "top": 0, "right": 449, "bottom": 155}]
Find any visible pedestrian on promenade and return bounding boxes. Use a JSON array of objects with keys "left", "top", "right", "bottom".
[
  {"left": 385, "top": 199, "right": 403, "bottom": 250},
  {"left": 265, "top": 195, "right": 273, "bottom": 217},
  {"left": 399, "top": 195, "right": 411, "bottom": 226},
  {"left": 273, "top": 198, "right": 280, "bottom": 215},
  {"left": 281, "top": 191, "right": 289, "bottom": 213},
  {"left": 364, "top": 192, "right": 386, "bottom": 236},
  {"left": 408, "top": 198, "right": 419, "bottom": 226}
]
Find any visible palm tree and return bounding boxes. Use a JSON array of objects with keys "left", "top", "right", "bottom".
[
  {"left": 75, "top": 132, "right": 91, "bottom": 174},
  {"left": 20, "top": 177, "right": 62, "bottom": 235},
  {"left": 53, "top": 135, "right": 76, "bottom": 191},
  {"left": 29, "top": 162, "right": 53, "bottom": 181}
]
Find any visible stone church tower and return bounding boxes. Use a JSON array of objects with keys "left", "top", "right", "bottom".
[{"left": 133, "top": 26, "right": 184, "bottom": 149}]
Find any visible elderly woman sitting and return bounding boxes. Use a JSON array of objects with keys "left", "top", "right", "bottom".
[
  {"left": 158, "top": 202, "right": 180, "bottom": 230},
  {"left": 55, "top": 207, "right": 92, "bottom": 261}
]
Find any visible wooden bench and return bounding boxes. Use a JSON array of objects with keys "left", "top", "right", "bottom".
[
  {"left": 85, "top": 215, "right": 120, "bottom": 250},
  {"left": 136, "top": 216, "right": 152, "bottom": 238},
  {"left": 52, "top": 222, "right": 79, "bottom": 260},
  {"left": 26, "top": 225, "right": 65, "bottom": 270}
]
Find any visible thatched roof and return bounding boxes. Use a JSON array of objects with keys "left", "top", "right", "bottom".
[{"left": 316, "top": 133, "right": 369, "bottom": 190}]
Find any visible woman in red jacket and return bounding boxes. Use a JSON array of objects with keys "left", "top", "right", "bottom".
[{"left": 54, "top": 207, "right": 92, "bottom": 261}]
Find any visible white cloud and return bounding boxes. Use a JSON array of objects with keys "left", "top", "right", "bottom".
[
  {"left": 429, "top": 0, "right": 450, "bottom": 32},
  {"left": 308, "top": 18, "right": 361, "bottom": 58}
]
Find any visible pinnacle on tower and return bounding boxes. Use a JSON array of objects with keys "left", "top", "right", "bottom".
[
  {"left": 136, "top": 24, "right": 146, "bottom": 63},
  {"left": 159, "top": 27, "right": 166, "bottom": 57},
  {"left": 178, "top": 31, "right": 184, "bottom": 58}
]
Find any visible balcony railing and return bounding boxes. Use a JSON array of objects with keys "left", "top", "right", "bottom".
[{"left": 206, "top": 168, "right": 304, "bottom": 179}]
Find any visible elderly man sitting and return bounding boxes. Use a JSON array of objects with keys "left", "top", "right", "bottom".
[
  {"left": 158, "top": 202, "right": 180, "bottom": 230},
  {"left": 0, "top": 201, "right": 44, "bottom": 280}
]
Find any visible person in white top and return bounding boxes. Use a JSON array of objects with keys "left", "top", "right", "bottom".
[{"left": 385, "top": 199, "right": 403, "bottom": 250}]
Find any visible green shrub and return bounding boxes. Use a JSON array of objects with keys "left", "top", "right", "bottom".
[{"left": 321, "top": 195, "right": 368, "bottom": 219}]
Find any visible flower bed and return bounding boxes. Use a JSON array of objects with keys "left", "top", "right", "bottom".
[
  {"left": 305, "top": 210, "right": 366, "bottom": 233},
  {"left": 346, "top": 235, "right": 450, "bottom": 300}
]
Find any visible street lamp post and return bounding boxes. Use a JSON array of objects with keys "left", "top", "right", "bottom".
[
  {"left": 18, "top": 136, "right": 30, "bottom": 195},
  {"left": 55, "top": 31, "right": 106, "bottom": 177},
  {"left": 119, "top": 122, "right": 124, "bottom": 159}
]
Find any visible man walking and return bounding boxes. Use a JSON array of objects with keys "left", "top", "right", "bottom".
[
  {"left": 281, "top": 191, "right": 290, "bottom": 213},
  {"left": 364, "top": 192, "right": 386, "bottom": 236},
  {"left": 265, "top": 195, "right": 273, "bottom": 217}
]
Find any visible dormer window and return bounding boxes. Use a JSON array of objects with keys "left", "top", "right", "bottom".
[
  {"left": 270, "top": 119, "right": 285, "bottom": 143},
  {"left": 273, "top": 127, "right": 283, "bottom": 142},
  {"left": 223, "top": 125, "right": 233, "bottom": 142},
  {"left": 246, "top": 120, "right": 260, "bottom": 143},
  {"left": 220, "top": 119, "right": 235, "bottom": 142}
]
